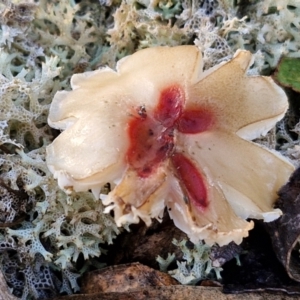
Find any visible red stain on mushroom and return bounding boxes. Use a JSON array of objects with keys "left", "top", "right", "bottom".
[
  {"left": 127, "top": 85, "right": 212, "bottom": 209},
  {"left": 177, "top": 109, "right": 214, "bottom": 134},
  {"left": 172, "top": 152, "right": 208, "bottom": 210},
  {"left": 154, "top": 85, "right": 183, "bottom": 127}
]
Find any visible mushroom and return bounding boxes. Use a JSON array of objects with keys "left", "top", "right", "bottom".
[{"left": 46, "top": 46, "right": 294, "bottom": 246}]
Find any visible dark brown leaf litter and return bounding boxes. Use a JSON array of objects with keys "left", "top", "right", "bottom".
[
  {"left": 222, "top": 220, "right": 300, "bottom": 295},
  {"left": 265, "top": 167, "right": 300, "bottom": 283},
  {"left": 81, "top": 262, "right": 177, "bottom": 294},
  {"left": 105, "top": 212, "right": 188, "bottom": 268},
  {"left": 105, "top": 212, "right": 242, "bottom": 270},
  {"left": 211, "top": 242, "right": 242, "bottom": 267}
]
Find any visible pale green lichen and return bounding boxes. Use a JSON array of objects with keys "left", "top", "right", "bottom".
[
  {"left": 157, "top": 239, "right": 222, "bottom": 285},
  {"left": 0, "top": 147, "right": 119, "bottom": 298}
]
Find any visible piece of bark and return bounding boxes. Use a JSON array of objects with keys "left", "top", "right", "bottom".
[
  {"left": 50, "top": 286, "right": 300, "bottom": 300},
  {"left": 81, "top": 262, "right": 177, "bottom": 294},
  {"left": 265, "top": 167, "right": 300, "bottom": 282}
]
